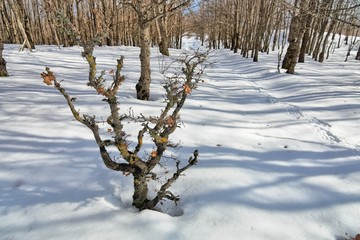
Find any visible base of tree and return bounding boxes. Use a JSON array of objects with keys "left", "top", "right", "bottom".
[
  {"left": 135, "top": 78, "right": 150, "bottom": 100},
  {"left": 0, "top": 63, "right": 8, "bottom": 77},
  {"left": 0, "top": 47, "right": 8, "bottom": 77}
]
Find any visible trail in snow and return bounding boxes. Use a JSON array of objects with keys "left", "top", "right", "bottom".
[
  {"left": 235, "top": 65, "right": 360, "bottom": 160},
  {"left": 202, "top": 48, "right": 359, "bottom": 160}
]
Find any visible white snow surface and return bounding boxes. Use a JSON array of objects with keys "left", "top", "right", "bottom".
[{"left": 1, "top": 37, "right": 360, "bottom": 240}]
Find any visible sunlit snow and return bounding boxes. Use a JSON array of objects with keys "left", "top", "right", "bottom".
[{"left": 1, "top": 37, "right": 359, "bottom": 240}]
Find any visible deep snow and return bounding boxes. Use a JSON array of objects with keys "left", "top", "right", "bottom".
[{"left": 0, "top": 38, "right": 360, "bottom": 240}]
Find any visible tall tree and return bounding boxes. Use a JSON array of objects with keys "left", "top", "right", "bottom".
[
  {"left": 124, "top": 0, "right": 191, "bottom": 101},
  {"left": 282, "top": 0, "right": 309, "bottom": 74},
  {"left": 298, "top": 0, "right": 316, "bottom": 63},
  {"left": 10, "top": 0, "right": 36, "bottom": 50}
]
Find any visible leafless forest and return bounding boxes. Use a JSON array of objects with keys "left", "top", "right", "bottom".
[{"left": 0, "top": 0, "right": 359, "bottom": 75}]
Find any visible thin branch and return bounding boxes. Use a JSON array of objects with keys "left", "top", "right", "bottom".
[
  {"left": 147, "top": 150, "right": 199, "bottom": 207},
  {"left": 40, "top": 68, "right": 134, "bottom": 174}
]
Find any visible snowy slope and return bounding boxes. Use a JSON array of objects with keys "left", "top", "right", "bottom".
[{"left": 0, "top": 38, "right": 360, "bottom": 240}]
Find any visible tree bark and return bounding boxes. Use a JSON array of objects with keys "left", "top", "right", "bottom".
[
  {"left": 231, "top": 0, "right": 240, "bottom": 53},
  {"left": 155, "top": 4, "right": 170, "bottom": 56},
  {"left": 0, "top": 42, "right": 9, "bottom": 77},
  {"left": 132, "top": 173, "right": 150, "bottom": 209},
  {"left": 44, "top": 0, "right": 61, "bottom": 48},
  {"left": 282, "top": 0, "right": 308, "bottom": 74},
  {"left": 132, "top": 0, "right": 190, "bottom": 100},
  {"left": 312, "top": 0, "right": 332, "bottom": 61},
  {"left": 253, "top": 0, "right": 265, "bottom": 62},
  {"left": 136, "top": 23, "right": 152, "bottom": 100},
  {"left": 14, "top": 0, "right": 35, "bottom": 49},
  {"left": 298, "top": 0, "right": 315, "bottom": 63},
  {"left": 355, "top": 47, "right": 360, "bottom": 60}
]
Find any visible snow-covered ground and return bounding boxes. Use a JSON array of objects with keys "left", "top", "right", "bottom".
[{"left": 1, "top": 38, "right": 359, "bottom": 240}]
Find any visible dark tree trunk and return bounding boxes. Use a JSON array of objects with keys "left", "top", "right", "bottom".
[
  {"left": 0, "top": 42, "right": 8, "bottom": 77},
  {"left": 132, "top": 173, "right": 150, "bottom": 210},
  {"left": 253, "top": 0, "right": 265, "bottom": 62},
  {"left": 355, "top": 47, "right": 360, "bottom": 60},
  {"left": 298, "top": 0, "right": 315, "bottom": 63}
]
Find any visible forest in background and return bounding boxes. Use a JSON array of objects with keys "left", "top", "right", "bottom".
[{"left": 0, "top": 0, "right": 359, "bottom": 72}]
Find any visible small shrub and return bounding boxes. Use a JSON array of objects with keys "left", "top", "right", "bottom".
[{"left": 41, "top": 44, "right": 208, "bottom": 211}]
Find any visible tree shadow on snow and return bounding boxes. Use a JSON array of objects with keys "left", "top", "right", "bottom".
[
  {"left": 0, "top": 129, "right": 119, "bottom": 209},
  {"left": 180, "top": 142, "right": 360, "bottom": 212}
]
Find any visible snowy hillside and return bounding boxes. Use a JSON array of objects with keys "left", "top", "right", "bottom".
[{"left": 1, "top": 38, "right": 360, "bottom": 240}]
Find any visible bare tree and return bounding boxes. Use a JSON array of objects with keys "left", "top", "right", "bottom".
[
  {"left": 123, "top": 0, "right": 191, "bottom": 100},
  {"left": 282, "top": 0, "right": 309, "bottom": 74},
  {"left": 41, "top": 42, "right": 208, "bottom": 211},
  {"left": 355, "top": 46, "right": 360, "bottom": 60},
  {"left": 298, "top": 0, "right": 316, "bottom": 63},
  {"left": 8, "top": 0, "right": 35, "bottom": 50}
]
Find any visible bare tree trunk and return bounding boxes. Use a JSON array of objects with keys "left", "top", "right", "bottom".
[
  {"left": 282, "top": 0, "right": 308, "bottom": 74},
  {"left": 8, "top": 0, "right": 31, "bottom": 49},
  {"left": 132, "top": 173, "right": 150, "bottom": 209},
  {"left": 312, "top": 0, "right": 332, "bottom": 60},
  {"left": 319, "top": 0, "right": 338, "bottom": 63},
  {"left": 298, "top": 0, "right": 315, "bottom": 63},
  {"left": 319, "top": 18, "right": 336, "bottom": 63},
  {"left": 14, "top": 0, "right": 35, "bottom": 49},
  {"left": 355, "top": 47, "right": 360, "bottom": 60},
  {"left": 155, "top": 4, "right": 170, "bottom": 56},
  {"left": 1, "top": 1, "right": 12, "bottom": 42},
  {"left": 253, "top": 0, "right": 265, "bottom": 62},
  {"left": 0, "top": 42, "right": 8, "bottom": 77},
  {"left": 231, "top": 0, "right": 240, "bottom": 53},
  {"left": 44, "top": 0, "right": 61, "bottom": 48},
  {"left": 128, "top": 0, "right": 190, "bottom": 100},
  {"left": 136, "top": 23, "right": 152, "bottom": 100}
]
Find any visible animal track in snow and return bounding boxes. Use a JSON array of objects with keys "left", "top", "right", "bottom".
[
  {"left": 310, "top": 117, "right": 341, "bottom": 143},
  {"left": 240, "top": 70, "right": 360, "bottom": 160},
  {"left": 287, "top": 105, "right": 303, "bottom": 119},
  {"left": 286, "top": 105, "right": 340, "bottom": 143},
  {"left": 349, "top": 145, "right": 360, "bottom": 159},
  {"left": 311, "top": 117, "right": 332, "bottom": 128}
]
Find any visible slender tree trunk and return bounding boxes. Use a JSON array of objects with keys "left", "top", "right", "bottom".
[
  {"left": 319, "top": 0, "right": 337, "bottom": 63},
  {"left": 14, "top": 0, "right": 35, "bottom": 49},
  {"left": 231, "top": 0, "right": 240, "bottom": 52},
  {"left": 136, "top": 23, "right": 151, "bottom": 100},
  {"left": 312, "top": 0, "right": 332, "bottom": 60},
  {"left": 155, "top": 4, "right": 170, "bottom": 56},
  {"left": 44, "top": 0, "right": 61, "bottom": 48},
  {"left": 355, "top": 47, "right": 360, "bottom": 60},
  {"left": 319, "top": 18, "right": 336, "bottom": 62},
  {"left": 8, "top": 0, "right": 31, "bottom": 49},
  {"left": 253, "top": 0, "right": 265, "bottom": 62},
  {"left": 298, "top": 0, "right": 315, "bottom": 63}
]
